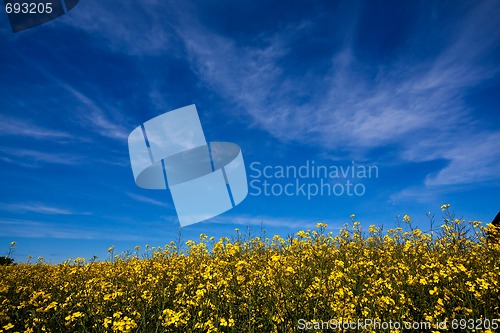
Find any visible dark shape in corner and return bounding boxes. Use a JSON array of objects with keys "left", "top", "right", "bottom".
[
  {"left": 487, "top": 211, "right": 500, "bottom": 243},
  {"left": 64, "top": 0, "right": 78, "bottom": 11},
  {"left": 0, "top": 256, "right": 14, "bottom": 266},
  {"left": 5, "top": 0, "right": 80, "bottom": 33},
  {"left": 492, "top": 211, "right": 500, "bottom": 226}
]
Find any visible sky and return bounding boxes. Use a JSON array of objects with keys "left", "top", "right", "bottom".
[{"left": 1, "top": 0, "right": 499, "bottom": 263}]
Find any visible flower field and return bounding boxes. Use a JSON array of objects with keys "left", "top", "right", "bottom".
[{"left": 1, "top": 206, "right": 499, "bottom": 332}]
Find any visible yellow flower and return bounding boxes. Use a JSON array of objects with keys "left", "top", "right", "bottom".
[
  {"left": 0, "top": 207, "right": 496, "bottom": 332},
  {"left": 65, "top": 311, "right": 84, "bottom": 322},
  {"left": 440, "top": 204, "right": 450, "bottom": 211},
  {"left": 3, "top": 323, "right": 14, "bottom": 330}
]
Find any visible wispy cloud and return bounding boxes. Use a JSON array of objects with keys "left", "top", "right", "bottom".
[
  {"left": 126, "top": 192, "right": 168, "bottom": 207},
  {"left": 16, "top": 55, "right": 132, "bottom": 143},
  {"left": 0, "top": 116, "right": 73, "bottom": 140},
  {"left": 0, "top": 218, "right": 142, "bottom": 241},
  {"left": 0, "top": 203, "right": 90, "bottom": 215},
  {"left": 210, "top": 214, "right": 342, "bottom": 230},
  {"left": 60, "top": 1, "right": 174, "bottom": 56},
  {"left": 60, "top": 84, "right": 130, "bottom": 141},
  {"left": 170, "top": 1, "right": 500, "bottom": 191},
  {"left": 423, "top": 132, "right": 500, "bottom": 186},
  {"left": 19, "top": 0, "right": 498, "bottom": 196},
  {"left": 0, "top": 148, "right": 83, "bottom": 166}
]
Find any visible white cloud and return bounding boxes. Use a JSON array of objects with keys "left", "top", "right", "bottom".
[
  {"left": 126, "top": 192, "right": 168, "bottom": 207},
  {"left": 14, "top": 56, "right": 132, "bottom": 143},
  {"left": 170, "top": 1, "right": 500, "bottom": 191},
  {"left": 0, "top": 148, "right": 83, "bottom": 166},
  {"left": 210, "top": 214, "right": 342, "bottom": 230},
  {"left": 60, "top": 1, "right": 174, "bottom": 56},
  {"left": 0, "top": 203, "right": 89, "bottom": 215},
  {"left": 0, "top": 218, "right": 142, "bottom": 240},
  {"left": 424, "top": 132, "right": 500, "bottom": 186},
  {"left": 52, "top": 82, "right": 131, "bottom": 142},
  {"left": 40, "top": 0, "right": 499, "bottom": 196},
  {"left": 0, "top": 116, "right": 73, "bottom": 140}
]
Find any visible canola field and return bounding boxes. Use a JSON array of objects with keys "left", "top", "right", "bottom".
[{"left": 1, "top": 205, "right": 499, "bottom": 332}]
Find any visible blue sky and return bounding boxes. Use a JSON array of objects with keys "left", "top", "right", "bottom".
[{"left": 1, "top": 0, "right": 499, "bottom": 263}]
